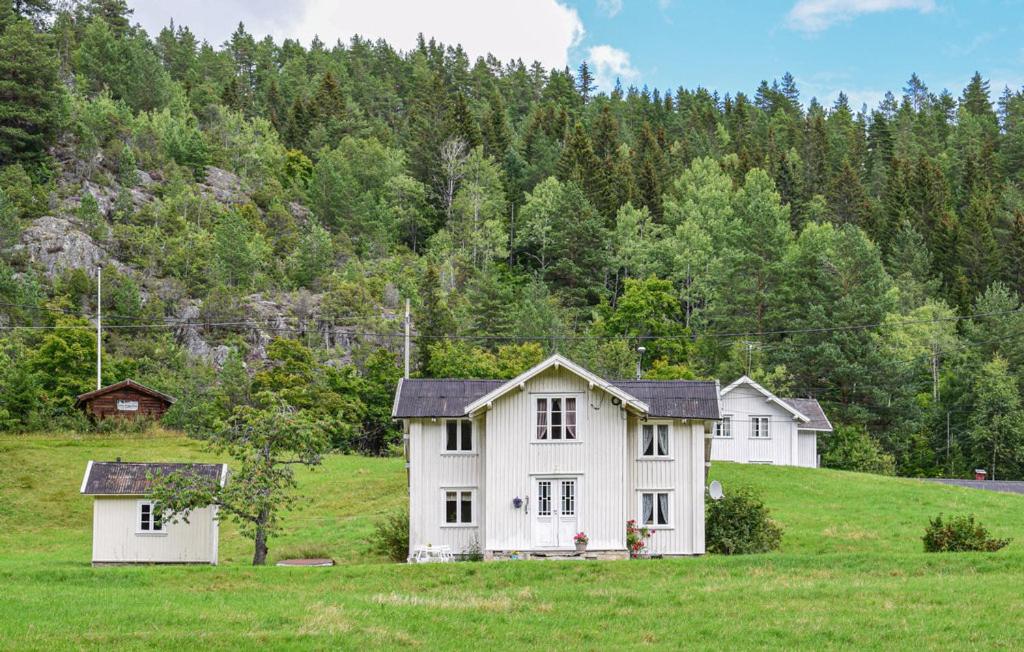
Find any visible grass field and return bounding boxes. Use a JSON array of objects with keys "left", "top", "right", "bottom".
[{"left": 2, "top": 432, "right": 1024, "bottom": 649}]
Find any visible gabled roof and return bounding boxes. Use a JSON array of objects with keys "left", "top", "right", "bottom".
[
  {"left": 80, "top": 461, "right": 228, "bottom": 495},
  {"left": 781, "top": 398, "right": 833, "bottom": 431},
  {"left": 75, "top": 379, "right": 176, "bottom": 407},
  {"left": 721, "top": 375, "right": 810, "bottom": 422},
  {"left": 463, "top": 354, "right": 649, "bottom": 416},
  {"left": 392, "top": 355, "right": 722, "bottom": 420}
]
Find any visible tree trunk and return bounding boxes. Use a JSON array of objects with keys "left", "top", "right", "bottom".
[{"left": 253, "top": 525, "right": 269, "bottom": 565}]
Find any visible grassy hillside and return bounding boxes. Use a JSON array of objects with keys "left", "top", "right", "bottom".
[{"left": 2, "top": 433, "right": 1024, "bottom": 649}]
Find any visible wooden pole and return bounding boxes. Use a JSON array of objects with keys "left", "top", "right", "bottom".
[
  {"left": 404, "top": 298, "right": 411, "bottom": 379},
  {"left": 96, "top": 267, "right": 102, "bottom": 390}
]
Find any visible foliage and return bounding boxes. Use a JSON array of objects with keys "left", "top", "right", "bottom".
[
  {"left": 922, "top": 514, "right": 1010, "bottom": 552},
  {"left": 370, "top": 507, "right": 410, "bottom": 563},
  {"left": 820, "top": 424, "right": 897, "bottom": 475},
  {"left": 152, "top": 395, "right": 329, "bottom": 565},
  {"left": 705, "top": 487, "right": 783, "bottom": 555}
]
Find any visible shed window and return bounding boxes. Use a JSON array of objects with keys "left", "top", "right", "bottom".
[
  {"left": 138, "top": 501, "right": 164, "bottom": 533},
  {"left": 444, "top": 489, "right": 475, "bottom": 525},
  {"left": 445, "top": 419, "right": 473, "bottom": 452},
  {"left": 714, "top": 416, "right": 732, "bottom": 438},
  {"left": 640, "top": 492, "right": 671, "bottom": 528},
  {"left": 640, "top": 423, "right": 670, "bottom": 458},
  {"left": 750, "top": 416, "right": 770, "bottom": 439},
  {"left": 536, "top": 396, "right": 577, "bottom": 440}
]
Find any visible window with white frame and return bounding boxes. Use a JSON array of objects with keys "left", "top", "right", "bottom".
[
  {"left": 714, "top": 416, "right": 732, "bottom": 438},
  {"left": 639, "top": 491, "right": 671, "bottom": 528},
  {"left": 444, "top": 489, "right": 475, "bottom": 525},
  {"left": 445, "top": 419, "right": 474, "bottom": 452},
  {"left": 750, "top": 416, "right": 770, "bottom": 439},
  {"left": 535, "top": 396, "right": 577, "bottom": 440},
  {"left": 137, "top": 501, "right": 164, "bottom": 533},
  {"left": 640, "top": 422, "right": 670, "bottom": 458}
]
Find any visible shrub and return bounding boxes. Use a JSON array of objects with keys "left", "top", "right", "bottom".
[
  {"left": 922, "top": 514, "right": 1010, "bottom": 552},
  {"left": 821, "top": 424, "right": 896, "bottom": 475},
  {"left": 706, "top": 487, "right": 783, "bottom": 555},
  {"left": 461, "top": 537, "right": 483, "bottom": 562},
  {"left": 371, "top": 507, "right": 409, "bottom": 562},
  {"left": 626, "top": 519, "right": 652, "bottom": 557}
]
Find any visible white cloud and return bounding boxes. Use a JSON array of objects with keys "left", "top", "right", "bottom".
[
  {"left": 786, "top": 0, "right": 935, "bottom": 33},
  {"left": 586, "top": 45, "right": 640, "bottom": 91},
  {"left": 597, "top": 0, "right": 624, "bottom": 17},
  {"left": 130, "top": 0, "right": 585, "bottom": 69}
]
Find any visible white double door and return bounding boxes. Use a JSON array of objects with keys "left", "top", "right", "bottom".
[{"left": 532, "top": 476, "right": 579, "bottom": 549}]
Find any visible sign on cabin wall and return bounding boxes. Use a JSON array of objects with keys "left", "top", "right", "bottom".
[{"left": 116, "top": 400, "right": 139, "bottom": 412}]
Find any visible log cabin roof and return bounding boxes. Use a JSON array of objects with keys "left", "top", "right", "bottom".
[
  {"left": 80, "top": 461, "right": 227, "bottom": 495},
  {"left": 74, "top": 379, "right": 176, "bottom": 407}
]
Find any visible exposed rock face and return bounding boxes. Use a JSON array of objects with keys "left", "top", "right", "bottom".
[
  {"left": 199, "top": 167, "right": 249, "bottom": 205},
  {"left": 14, "top": 216, "right": 127, "bottom": 277}
]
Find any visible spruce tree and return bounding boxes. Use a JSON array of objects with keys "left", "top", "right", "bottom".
[{"left": 0, "top": 19, "right": 62, "bottom": 163}]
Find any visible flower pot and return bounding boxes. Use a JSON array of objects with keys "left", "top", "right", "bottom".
[{"left": 575, "top": 542, "right": 587, "bottom": 553}]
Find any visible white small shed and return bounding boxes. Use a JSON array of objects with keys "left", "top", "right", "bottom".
[{"left": 80, "top": 461, "right": 228, "bottom": 565}]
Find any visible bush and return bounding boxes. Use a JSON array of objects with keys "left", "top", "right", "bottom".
[
  {"left": 923, "top": 514, "right": 1010, "bottom": 552},
  {"left": 371, "top": 507, "right": 409, "bottom": 562},
  {"left": 706, "top": 487, "right": 783, "bottom": 555},
  {"left": 821, "top": 424, "right": 896, "bottom": 475}
]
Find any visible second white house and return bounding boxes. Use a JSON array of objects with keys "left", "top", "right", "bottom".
[{"left": 711, "top": 375, "right": 833, "bottom": 467}]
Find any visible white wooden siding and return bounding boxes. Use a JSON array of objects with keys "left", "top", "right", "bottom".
[
  {"left": 484, "top": 367, "right": 627, "bottom": 552},
  {"left": 91, "top": 498, "right": 217, "bottom": 564},
  {"left": 798, "top": 431, "right": 818, "bottom": 467},
  {"left": 628, "top": 418, "right": 706, "bottom": 555},
  {"left": 711, "top": 385, "right": 802, "bottom": 466},
  {"left": 407, "top": 416, "right": 485, "bottom": 555}
]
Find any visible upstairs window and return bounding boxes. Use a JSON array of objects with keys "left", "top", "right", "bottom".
[
  {"left": 714, "top": 416, "right": 732, "bottom": 438},
  {"left": 445, "top": 419, "right": 473, "bottom": 452},
  {"left": 640, "top": 423, "right": 670, "bottom": 458},
  {"left": 536, "top": 396, "right": 577, "bottom": 440},
  {"left": 138, "top": 501, "right": 164, "bottom": 533},
  {"left": 751, "top": 416, "right": 770, "bottom": 439}
]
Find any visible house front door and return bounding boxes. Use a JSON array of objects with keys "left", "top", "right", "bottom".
[{"left": 532, "top": 477, "right": 578, "bottom": 549}]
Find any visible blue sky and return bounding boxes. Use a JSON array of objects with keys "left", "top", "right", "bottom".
[{"left": 131, "top": 0, "right": 1024, "bottom": 109}]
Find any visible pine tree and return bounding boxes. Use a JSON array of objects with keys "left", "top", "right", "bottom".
[
  {"left": 827, "top": 158, "right": 873, "bottom": 233},
  {"left": 957, "top": 183, "right": 1002, "bottom": 295},
  {"left": 577, "top": 61, "right": 595, "bottom": 104},
  {"left": 449, "top": 91, "right": 481, "bottom": 150},
  {"left": 634, "top": 122, "right": 665, "bottom": 219},
  {"left": 0, "top": 19, "right": 62, "bottom": 163},
  {"left": 84, "top": 0, "right": 132, "bottom": 36},
  {"left": 961, "top": 72, "right": 994, "bottom": 118}
]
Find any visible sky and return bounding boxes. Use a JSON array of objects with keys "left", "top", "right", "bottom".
[{"left": 128, "top": 0, "right": 1024, "bottom": 109}]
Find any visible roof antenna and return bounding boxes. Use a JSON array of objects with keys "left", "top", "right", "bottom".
[{"left": 636, "top": 346, "right": 646, "bottom": 380}]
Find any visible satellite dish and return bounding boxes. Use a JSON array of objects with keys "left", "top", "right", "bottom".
[{"left": 708, "top": 480, "right": 724, "bottom": 501}]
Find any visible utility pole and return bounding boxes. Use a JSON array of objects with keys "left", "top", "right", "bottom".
[
  {"left": 96, "top": 267, "right": 102, "bottom": 390},
  {"left": 931, "top": 346, "right": 940, "bottom": 402},
  {"left": 946, "top": 411, "right": 951, "bottom": 475},
  {"left": 403, "top": 298, "right": 411, "bottom": 379},
  {"left": 743, "top": 341, "right": 755, "bottom": 375},
  {"left": 636, "top": 346, "right": 646, "bottom": 380}
]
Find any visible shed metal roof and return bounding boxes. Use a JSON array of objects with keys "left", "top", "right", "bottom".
[
  {"left": 393, "top": 377, "right": 720, "bottom": 420},
  {"left": 781, "top": 398, "right": 833, "bottom": 431},
  {"left": 81, "top": 461, "right": 227, "bottom": 495}
]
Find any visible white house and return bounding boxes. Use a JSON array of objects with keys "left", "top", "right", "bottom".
[
  {"left": 711, "top": 376, "right": 833, "bottom": 467},
  {"left": 392, "top": 354, "right": 721, "bottom": 559},
  {"left": 80, "top": 461, "right": 228, "bottom": 565}
]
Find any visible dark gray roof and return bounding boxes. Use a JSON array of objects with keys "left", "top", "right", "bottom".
[
  {"left": 782, "top": 398, "right": 833, "bottom": 431},
  {"left": 613, "top": 380, "right": 720, "bottom": 419},
  {"left": 393, "top": 377, "right": 720, "bottom": 420},
  {"left": 393, "top": 378, "right": 505, "bottom": 418},
  {"left": 81, "top": 461, "right": 226, "bottom": 495}
]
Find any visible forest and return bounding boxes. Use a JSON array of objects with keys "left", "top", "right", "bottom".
[{"left": 0, "top": 0, "right": 1022, "bottom": 478}]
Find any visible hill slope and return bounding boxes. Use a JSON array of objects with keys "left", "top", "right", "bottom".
[{"left": 2, "top": 433, "right": 1024, "bottom": 649}]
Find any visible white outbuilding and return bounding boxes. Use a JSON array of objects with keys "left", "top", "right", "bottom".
[{"left": 80, "top": 461, "right": 228, "bottom": 565}]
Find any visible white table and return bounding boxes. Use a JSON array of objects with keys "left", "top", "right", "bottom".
[{"left": 409, "top": 545, "right": 455, "bottom": 563}]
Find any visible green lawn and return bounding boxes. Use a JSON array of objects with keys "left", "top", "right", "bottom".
[{"left": 2, "top": 432, "right": 1023, "bottom": 650}]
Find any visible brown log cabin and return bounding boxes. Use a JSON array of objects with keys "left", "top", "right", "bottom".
[{"left": 75, "top": 380, "right": 176, "bottom": 421}]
